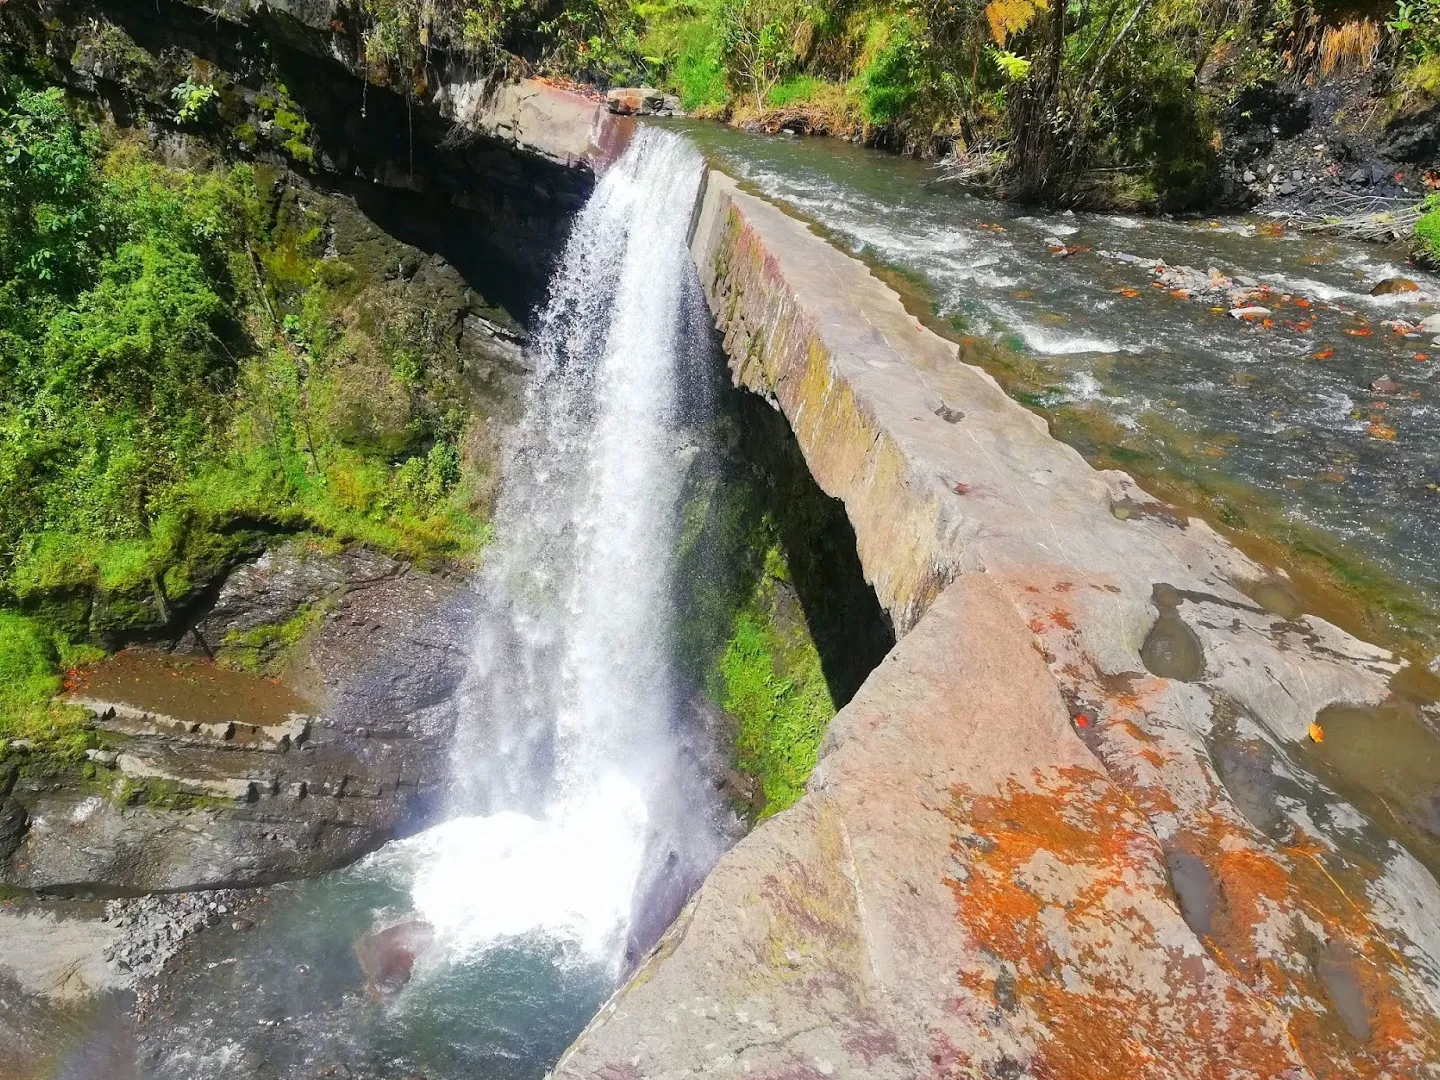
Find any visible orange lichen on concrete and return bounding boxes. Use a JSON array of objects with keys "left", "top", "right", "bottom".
[
  {"left": 1062, "top": 662, "right": 1440, "bottom": 1078},
  {"left": 943, "top": 767, "right": 1305, "bottom": 1080},
  {"left": 1128, "top": 797, "right": 1440, "bottom": 1079}
]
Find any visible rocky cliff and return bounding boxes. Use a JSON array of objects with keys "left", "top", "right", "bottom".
[{"left": 551, "top": 173, "right": 1440, "bottom": 1078}]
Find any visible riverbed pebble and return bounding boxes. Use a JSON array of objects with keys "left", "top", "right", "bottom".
[{"left": 101, "top": 889, "right": 251, "bottom": 989}]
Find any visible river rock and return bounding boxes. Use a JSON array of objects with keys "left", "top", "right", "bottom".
[
  {"left": 606, "top": 87, "right": 680, "bottom": 117},
  {"left": 355, "top": 920, "right": 436, "bottom": 995},
  {"left": 1, "top": 556, "right": 478, "bottom": 892},
  {"left": 1228, "top": 305, "right": 1271, "bottom": 319},
  {"left": 1418, "top": 313, "right": 1440, "bottom": 332},
  {"left": 1372, "top": 374, "right": 1400, "bottom": 394},
  {"left": 1372, "top": 276, "right": 1421, "bottom": 295}
]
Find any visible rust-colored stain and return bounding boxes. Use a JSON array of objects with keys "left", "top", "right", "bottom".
[
  {"left": 943, "top": 769, "right": 1304, "bottom": 1079},
  {"left": 1069, "top": 678, "right": 1440, "bottom": 1078},
  {"left": 1049, "top": 608, "right": 1076, "bottom": 631}
]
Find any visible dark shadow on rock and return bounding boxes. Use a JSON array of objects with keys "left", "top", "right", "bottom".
[
  {"left": 672, "top": 279, "right": 894, "bottom": 714},
  {"left": 67, "top": 0, "right": 592, "bottom": 321}
]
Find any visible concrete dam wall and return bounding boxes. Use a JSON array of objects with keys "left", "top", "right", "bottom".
[{"left": 551, "top": 172, "right": 1440, "bottom": 1077}]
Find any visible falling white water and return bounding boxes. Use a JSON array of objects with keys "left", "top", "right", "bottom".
[{"left": 387, "top": 128, "right": 726, "bottom": 975}]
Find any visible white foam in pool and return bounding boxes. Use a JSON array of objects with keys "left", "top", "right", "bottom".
[{"left": 405, "top": 773, "right": 649, "bottom": 962}]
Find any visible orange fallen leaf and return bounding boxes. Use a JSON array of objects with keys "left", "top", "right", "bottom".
[
  {"left": 1116, "top": 287, "right": 1141, "bottom": 298},
  {"left": 1313, "top": 347, "right": 1335, "bottom": 359},
  {"left": 1170, "top": 289, "right": 1190, "bottom": 300},
  {"left": 1345, "top": 326, "right": 1372, "bottom": 337},
  {"left": 1309, "top": 722, "right": 1325, "bottom": 743},
  {"left": 1261, "top": 318, "right": 1274, "bottom": 329},
  {"left": 1368, "top": 421, "right": 1397, "bottom": 440},
  {"left": 1416, "top": 353, "right": 1430, "bottom": 362},
  {"left": 1295, "top": 299, "right": 1312, "bottom": 308}
]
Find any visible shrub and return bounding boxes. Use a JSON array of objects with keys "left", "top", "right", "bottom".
[{"left": 1414, "top": 194, "right": 1440, "bottom": 268}]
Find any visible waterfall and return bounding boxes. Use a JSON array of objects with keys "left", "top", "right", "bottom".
[{"left": 399, "top": 127, "right": 727, "bottom": 974}]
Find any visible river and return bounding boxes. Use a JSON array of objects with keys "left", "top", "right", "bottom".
[{"left": 674, "top": 120, "right": 1440, "bottom": 658}]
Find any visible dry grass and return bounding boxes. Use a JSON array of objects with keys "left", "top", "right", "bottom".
[{"left": 1319, "top": 19, "right": 1381, "bottom": 77}]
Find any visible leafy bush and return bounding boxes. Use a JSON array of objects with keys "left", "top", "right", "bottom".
[
  {"left": 659, "top": 16, "right": 730, "bottom": 112},
  {"left": 1414, "top": 193, "right": 1440, "bottom": 268},
  {"left": 0, "top": 71, "right": 488, "bottom": 654},
  {"left": 855, "top": 13, "right": 920, "bottom": 125}
]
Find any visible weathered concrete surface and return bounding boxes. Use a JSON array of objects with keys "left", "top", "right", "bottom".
[{"left": 553, "top": 173, "right": 1440, "bottom": 1077}]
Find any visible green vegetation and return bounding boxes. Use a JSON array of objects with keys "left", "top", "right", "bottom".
[
  {"left": 676, "top": 480, "right": 838, "bottom": 819},
  {"left": 718, "top": 547, "right": 835, "bottom": 817},
  {"left": 220, "top": 602, "right": 325, "bottom": 674},
  {"left": 0, "top": 62, "right": 498, "bottom": 754},
  {"left": 1414, "top": 192, "right": 1440, "bottom": 267},
  {"left": 0, "top": 613, "right": 91, "bottom": 761},
  {"left": 674, "top": 389, "right": 892, "bottom": 819}
]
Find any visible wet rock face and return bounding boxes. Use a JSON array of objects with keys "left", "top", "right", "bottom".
[
  {"left": 0, "top": 547, "right": 477, "bottom": 893},
  {"left": 552, "top": 171, "right": 1440, "bottom": 1077},
  {"left": 1381, "top": 102, "right": 1440, "bottom": 166},
  {"left": 11, "top": 0, "right": 613, "bottom": 317}
]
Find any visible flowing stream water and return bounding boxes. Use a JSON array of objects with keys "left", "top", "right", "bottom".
[{"left": 674, "top": 121, "right": 1440, "bottom": 654}]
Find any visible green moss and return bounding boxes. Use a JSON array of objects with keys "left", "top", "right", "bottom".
[
  {"left": 112, "top": 774, "right": 222, "bottom": 812},
  {"left": 0, "top": 612, "right": 91, "bottom": 761},
  {"left": 1413, "top": 195, "right": 1440, "bottom": 268},
  {"left": 719, "top": 548, "right": 835, "bottom": 818},
  {"left": 219, "top": 602, "right": 324, "bottom": 674}
]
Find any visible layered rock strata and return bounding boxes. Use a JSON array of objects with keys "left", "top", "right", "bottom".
[
  {"left": 552, "top": 172, "right": 1440, "bottom": 1077},
  {"left": 1, "top": 545, "right": 475, "bottom": 892}
]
